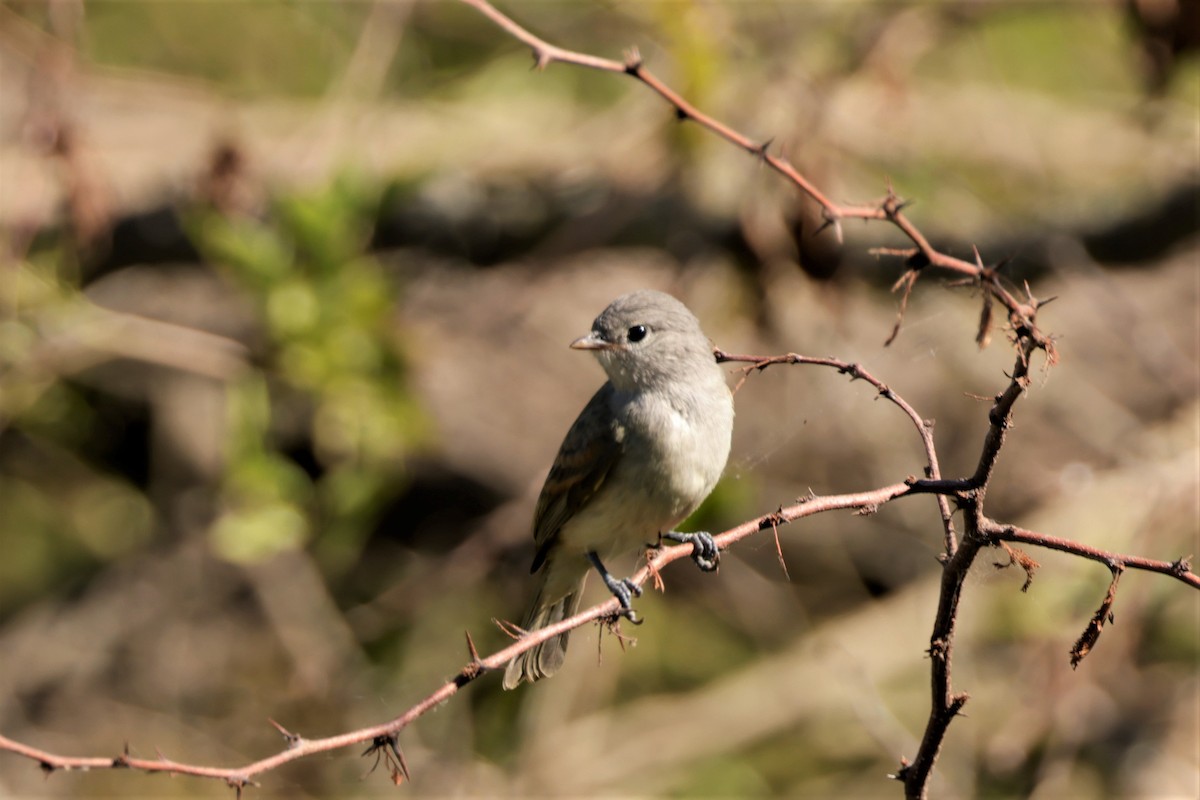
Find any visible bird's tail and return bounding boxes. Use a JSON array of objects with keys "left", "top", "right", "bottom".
[{"left": 502, "top": 579, "right": 585, "bottom": 690}]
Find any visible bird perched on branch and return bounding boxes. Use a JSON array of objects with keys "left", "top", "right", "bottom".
[{"left": 503, "top": 290, "right": 734, "bottom": 689}]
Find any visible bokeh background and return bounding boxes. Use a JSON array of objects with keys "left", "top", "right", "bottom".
[{"left": 1, "top": 1, "right": 1197, "bottom": 797}]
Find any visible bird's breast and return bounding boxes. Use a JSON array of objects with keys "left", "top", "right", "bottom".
[
  {"left": 555, "top": 383, "right": 732, "bottom": 562},
  {"left": 621, "top": 386, "right": 733, "bottom": 512}
]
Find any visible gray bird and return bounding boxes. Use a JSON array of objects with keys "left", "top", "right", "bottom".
[{"left": 503, "top": 290, "right": 735, "bottom": 689}]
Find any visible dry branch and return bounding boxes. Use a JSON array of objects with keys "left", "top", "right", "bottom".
[
  {"left": 2, "top": 3, "right": 1195, "bottom": 798},
  {"left": 0, "top": 481, "right": 913, "bottom": 789},
  {"left": 3, "top": 343, "right": 1196, "bottom": 794},
  {"left": 460, "top": 0, "right": 1057, "bottom": 360}
]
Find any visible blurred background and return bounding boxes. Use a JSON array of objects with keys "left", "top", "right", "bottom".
[{"left": 0, "top": 1, "right": 1197, "bottom": 797}]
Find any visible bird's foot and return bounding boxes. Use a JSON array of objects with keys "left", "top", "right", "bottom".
[
  {"left": 662, "top": 530, "right": 720, "bottom": 572},
  {"left": 587, "top": 551, "right": 643, "bottom": 625}
]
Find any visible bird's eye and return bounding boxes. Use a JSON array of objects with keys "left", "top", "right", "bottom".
[{"left": 627, "top": 325, "right": 648, "bottom": 343}]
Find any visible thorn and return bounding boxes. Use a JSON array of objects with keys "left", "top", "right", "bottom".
[
  {"left": 756, "top": 137, "right": 774, "bottom": 160},
  {"left": 927, "top": 637, "right": 948, "bottom": 660},
  {"left": 977, "top": 286, "right": 994, "bottom": 349},
  {"left": 225, "top": 776, "right": 258, "bottom": 798},
  {"left": 387, "top": 736, "right": 410, "bottom": 784},
  {"left": 814, "top": 209, "right": 838, "bottom": 236},
  {"left": 111, "top": 744, "right": 132, "bottom": 769},
  {"left": 465, "top": 630, "right": 481, "bottom": 663},
  {"left": 885, "top": 267, "right": 916, "bottom": 347},
  {"left": 768, "top": 514, "right": 790, "bottom": 581},
  {"left": 268, "top": 718, "right": 302, "bottom": 748},
  {"left": 456, "top": 631, "right": 489, "bottom": 684},
  {"left": 363, "top": 734, "right": 410, "bottom": 785},
  {"left": 837, "top": 362, "right": 863, "bottom": 380},
  {"left": 813, "top": 207, "right": 844, "bottom": 244},
  {"left": 881, "top": 181, "right": 909, "bottom": 216},
  {"left": 623, "top": 45, "right": 643, "bottom": 73},
  {"left": 890, "top": 269, "right": 916, "bottom": 293}
]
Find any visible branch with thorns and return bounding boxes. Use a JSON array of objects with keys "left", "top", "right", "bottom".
[
  {"left": 1, "top": 3, "right": 1193, "bottom": 798},
  {"left": 460, "top": 0, "right": 1058, "bottom": 362},
  {"left": 2, "top": 342, "right": 1195, "bottom": 795}
]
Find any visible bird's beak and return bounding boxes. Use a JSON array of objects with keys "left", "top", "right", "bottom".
[{"left": 570, "top": 331, "right": 613, "bottom": 351}]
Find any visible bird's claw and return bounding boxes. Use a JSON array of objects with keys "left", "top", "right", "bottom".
[
  {"left": 588, "top": 551, "right": 643, "bottom": 624},
  {"left": 604, "top": 575, "right": 644, "bottom": 624},
  {"left": 663, "top": 530, "right": 721, "bottom": 572}
]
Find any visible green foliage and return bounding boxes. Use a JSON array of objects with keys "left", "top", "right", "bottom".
[
  {"left": 190, "top": 178, "right": 426, "bottom": 569},
  {"left": 0, "top": 258, "right": 157, "bottom": 612}
]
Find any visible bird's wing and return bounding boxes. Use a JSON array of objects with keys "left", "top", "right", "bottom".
[{"left": 530, "top": 382, "right": 624, "bottom": 573}]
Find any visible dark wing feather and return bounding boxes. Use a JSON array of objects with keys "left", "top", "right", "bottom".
[{"left": 529, "top": 383, "right": 623, "bottom": 573}]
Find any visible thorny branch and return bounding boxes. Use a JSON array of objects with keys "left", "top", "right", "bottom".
[
  {"left": 2, "top": 2, "right": 1195, "bottom": 797},
  {"left": 2, "top": 337, "right": 1196, "bottom": 793},
  {"left": 460, "top": 0, "right": 1058, "bottom": 363},
  {"left": 0, "top": 482, "right": 913, "bottom": 789},
  {"left": 451, "top": 3, "right": 1188, "bottom": 799},
  {"left": 722, "top": 341, "right": 1195, "bottom": 800},
  {"left": 716, "top": 349, "right": 959, "bottom": 556},
  {"left": 895, "top": 332, "right": 1041, "bottom": 800}
]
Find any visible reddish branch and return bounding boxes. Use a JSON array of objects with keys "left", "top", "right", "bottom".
[
  {"left": 722, "top": 341, "right": 1194, "bottom": 800},
  {"left": 451, "top": 7, "right": 1185, "bottom": 798},
  {"left": 716, "top": 349, "right": 959, "bottom": 556},
  {"left": 983, "top": 524, "right": 1197, "bottom": 588},
  {"left": 3, "top": 3, "right": 1196, "bottom": 797},
  {"left": 892, "top": 332, "right": 1040, "bottom": 799},
  {"left": 0, "top": 482, "right": 911, "bottom": 792},
  {"left": 3, "top": 343, "right": 1195, "bottom": 794},
  {"left": 459, "top": 0, "right": 1057, "bottom": 361}
]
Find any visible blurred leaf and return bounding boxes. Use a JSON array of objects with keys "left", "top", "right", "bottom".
[
  {"left": 188, "top": 179, "right": 425, "bottom": 568},
  {"left": 211, "top": 502, "right": 308, "bottom": 563}
]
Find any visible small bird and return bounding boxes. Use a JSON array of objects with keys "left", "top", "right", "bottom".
[{"left": 503, "top": 290, "right": 735, "bottom": 689}]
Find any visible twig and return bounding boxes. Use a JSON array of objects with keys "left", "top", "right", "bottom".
[
  {"left": 716, "top": 349, "right": 958, "bottom": 556},
  {"left": 5, "top": 339, "right": 1195, "bottom": 793},
  {"left": 896, "top": 329, "right": 1042, "bottom": 799},
  {"left": 982, "top": 524, "right": 1197, "bottom": 590},
  {"left": 459, "top": 0, "right": 1056, "bottom": 358},
  {"left": 3, "top": 5, "right": 1193, "bottom": 797},
  {"left": 0, "top": 482, "right": 913, "bottom": 788}
]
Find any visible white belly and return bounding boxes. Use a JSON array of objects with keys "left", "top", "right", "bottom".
[{"left": 557, "top": 398, "right": 732, "bottom": 562}]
